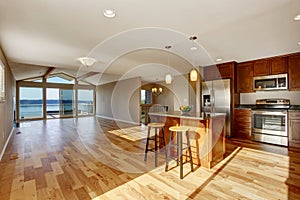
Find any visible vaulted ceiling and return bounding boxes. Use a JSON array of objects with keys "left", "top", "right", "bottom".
[{"left": 0, "top": 0, "right": 299, "bottom": 85}]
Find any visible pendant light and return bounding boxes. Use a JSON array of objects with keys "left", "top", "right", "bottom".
[
  {"left": 165, "top": 45, "right": 172, "bottom": 84},
  {"left": 189, "top": 36, "right": 198, "bottom": 82},
  {"left": 190, "top": 69, "right": 198, "bottom": 81}
]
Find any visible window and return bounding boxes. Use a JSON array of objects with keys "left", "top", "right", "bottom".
[
  {"left": 78, "top": 89, "right": 94, "bottom": 115},
  {"left": 19, "top": 87, "right": 43, "bottom": 119},
  {"left": 0, "top": 60, "right": 5, "bottom": 101},
  {"left": 47, "top": 73, "right": 75, "bottom": 84},
  {"left": 141, "top": 90, "right": 152, "bottom": 104}
]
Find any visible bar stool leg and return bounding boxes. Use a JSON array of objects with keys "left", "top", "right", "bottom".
[
  {"left": 186, "top": 131, "right": 194, "bottom": 172},
  {"left": 179, "top": 131, "right": 183, "bottom": 179},
  {"left": 144, "top": 126, "right": 151, "bottom": 162},
  {"left": 161, "top": 128, "right": 167, "bottom": 161},
  {"left": 154, "top": 127, "right": 158, "bottom": 167},
  {"left": 176, "top": 132, "right": 180, "bottom": 166},
  {"left": 165, "top": 131, "right": 172, "bottom": 172}
]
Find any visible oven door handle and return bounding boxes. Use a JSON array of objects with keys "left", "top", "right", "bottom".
[{"left": 251, "top": 110, "right": 287, "bottom": 116}]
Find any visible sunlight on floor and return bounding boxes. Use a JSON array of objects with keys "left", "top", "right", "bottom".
[{"left": 108, "top": 126, "right": 152, "bottom": 141}]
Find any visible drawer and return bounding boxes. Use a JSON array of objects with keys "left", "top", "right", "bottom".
[{"left": 289, "top": 112, "right": 300, "bottom": 119}]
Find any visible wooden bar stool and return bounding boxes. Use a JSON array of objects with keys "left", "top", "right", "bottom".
[
  {"left": 144, "top": 122, "right": 166, "bottom": 167},
  {"left": 165, "top": 126, "right": 193, "bottom": 179}
]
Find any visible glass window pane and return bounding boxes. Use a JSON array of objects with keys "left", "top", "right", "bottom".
[
  {"left": 20, "top": 87, "right": 43, "bottom": 119},
  {"left": 0, "top": 60, "right": 5, "bottom": 101},
  {"left": 46, "top": 88, "right": 75, "bottom": 118},
  {"left": 78, "top": 89, "right": 94, "bottom": 115},
  {"left": 46, "top": 88, "right": 59, "bottom": 118},
  {"left": 47, "top": 74, "right": 75, "bottom": 84},
  {"left": 141, "top": 90, "right": 152, "bottom": 104}
]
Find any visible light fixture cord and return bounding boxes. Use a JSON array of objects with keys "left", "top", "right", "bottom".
[{"left": 165, "top": 45, "right": 171, "bottom": 73}]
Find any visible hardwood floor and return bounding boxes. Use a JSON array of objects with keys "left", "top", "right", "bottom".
[{"left": 0, "top": 117, "right": 299, "bottom": 199}]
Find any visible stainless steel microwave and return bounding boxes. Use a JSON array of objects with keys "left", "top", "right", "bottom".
[{"left": 253, "top": 74, "right": 288, "bottom": 91}]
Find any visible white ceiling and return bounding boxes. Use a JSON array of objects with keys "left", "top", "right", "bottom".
[{"left": 0, "top": 0, "right": 299, "bottom": 84}]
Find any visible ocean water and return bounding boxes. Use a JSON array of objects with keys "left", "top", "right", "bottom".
[{"left": 20, "top": 103, "right": 93, "bottom": 118}]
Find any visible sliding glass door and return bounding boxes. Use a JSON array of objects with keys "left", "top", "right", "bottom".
[
  {"left": 47, "top": 88, "right": 75, "bottom": 118},
  {"left": 78, "top": 89, "right": 94, "bottom": 115},
  {"left": 59, "top": 89, "right": 75, "bottom": 117}
]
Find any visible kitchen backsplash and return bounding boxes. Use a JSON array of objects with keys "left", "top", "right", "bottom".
[{"left": 240, "top": 91, "right": 300, "bottom": 105}]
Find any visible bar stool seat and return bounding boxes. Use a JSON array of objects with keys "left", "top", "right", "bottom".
[
  {"left": 165, "top": 125, "right": 194, "bottom": 179},
  {"left": 144, "top": 122, "right": 166, "bottom": 167}
]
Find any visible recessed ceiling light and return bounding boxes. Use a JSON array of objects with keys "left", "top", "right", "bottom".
[
  {"left": 298, "top": 42, "right": 300, "bottom": 45},
  {"left": 103, "top": 9, "right": 116, "bottom": 18},
  {"left": 216, "top": 58, "right": 223, "bottom": 62},
  {"left": 294, "top": 14, "right": 300, "bottom": 21},
  {"left": 190, "top": 46, "right": 197, "bottom": 51}
]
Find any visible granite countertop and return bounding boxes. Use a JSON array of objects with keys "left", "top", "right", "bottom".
[
  {"left": 289, "top": 105, "right": 300, "bottom": 111},
  {"left": 235, "top": 105, "right": 255, "bottom": 109},
  {"left": 149, "top": 111, "right": 226, "bottom": 120}
]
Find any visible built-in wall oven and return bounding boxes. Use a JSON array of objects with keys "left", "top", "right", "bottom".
[{"left": 251, "top": 99, "right": 290, "bottom": 146}]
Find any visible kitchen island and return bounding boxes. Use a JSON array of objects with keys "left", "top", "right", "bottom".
[{"left": 149, "top": 111, "right": 226, "bottom": 169}]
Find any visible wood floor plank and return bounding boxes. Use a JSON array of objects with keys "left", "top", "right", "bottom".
[
  {"left": 0, "top": 117, "right": 299, "bottom": 199},
  {"left": 24, "top": 179, "right": 37, "bottom": 200}
]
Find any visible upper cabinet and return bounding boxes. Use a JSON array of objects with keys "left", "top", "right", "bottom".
[
  {"left": 288, "top": 53, "right": 300, "bottom": 91},
  {"left": 271, "top": 57, "right": 288, "bottom": 75},
  {"left": 253, "top": 57, "right": 288, "bottom": 77},
  {"left": 237, "top": 61, "right": 254, "bottom": 93},
  {"left": 203, "top": 61, "right": 235, "bottom": 81},
  {"left": 253, "top": 59, "right": 269, "bottom": 76}
]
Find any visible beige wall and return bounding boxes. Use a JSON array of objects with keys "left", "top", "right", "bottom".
[
  {"left": 96, "top": 77, "right": 141, "bottom": 124},
  {"left": 0, "top": 47, "right": 15, "bottom": 158},
  {"left": 155, "top": 74, "right": 198, "bottom": 112}
]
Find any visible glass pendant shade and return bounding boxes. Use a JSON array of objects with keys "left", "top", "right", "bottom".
[
  {"left": 190, "top": 69, "right": 198, "bottom": 81},
  {"left": 165, "top": 74, "right": 172, "bottom": 84}
]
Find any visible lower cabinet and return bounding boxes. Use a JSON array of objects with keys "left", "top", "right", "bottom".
[
  {"left": 234, "top": 108, "right": 252, "bottom": 139},
  {"left": 289, "top": 111, "right": 300, "bottom": 148}
]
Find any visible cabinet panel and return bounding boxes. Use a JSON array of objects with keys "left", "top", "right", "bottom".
[
  {"left": 288, "top": 111, "right": 300, "bottom": 148},
  {"left": 288, "top": 54, "right": 300, "bottom": 91},
  {"left": 271, "top": 57, "right": 288, "bottom": 74},
  {"left": 218, "top": 63, "right": 234, "bottom": 79},
  {"left": 237, "top": 61, "right": 254, "bottom": 93},
  {"left": 234, "top": 109, "right": 251, "bottom": 139},
  {"left": 254, "top": 59, "right": 270, "bottom": 76},
  {"left": 204, "top": 62, "right": 235, "bottom": 81}
]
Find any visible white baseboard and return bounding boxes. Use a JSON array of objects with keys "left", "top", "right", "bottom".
[
  {"left": 96, "top": 115, "right": 140, "bottom": 125},
  {"left": 0, "top": 127, "right": 14, "bottom": 161}
]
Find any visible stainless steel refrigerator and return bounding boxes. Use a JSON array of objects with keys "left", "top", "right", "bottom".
[{"left": 202, "top": 79, "right": 231, "bottom": 137}]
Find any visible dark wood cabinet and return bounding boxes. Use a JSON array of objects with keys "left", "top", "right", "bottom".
[
  {"left": 289, "top": 111, "right": 300, "bottom": 148},
  {"left": 253, "top": 57, "right": 288, "bottom": 77},
  {"left": 237, "top": 61, "right": 254, "bottom": 93},
  {"left": 234, "top": 108, "right": 251, "bottom": 139},
  {"left": 253, "top": 59, "right": 269, "bottom": 76},
  {"left": 288, "top": 54, "right": 300, "bottom": 91},
  {"left": 270, "top": 57, "right": 288, "bottom": 74},
  {"left": 203, "top": 62, "right": 235, "bottom": 81},
  {"left": 218, "top": 62, "right": 234, "bottom": 79}
]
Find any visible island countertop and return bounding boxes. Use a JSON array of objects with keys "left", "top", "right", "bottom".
[{"left": 148, "top": 111, "right": 226, "bottom": 120}]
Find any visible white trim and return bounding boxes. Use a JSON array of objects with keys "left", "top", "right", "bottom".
[
  {"left": 96, "top": 115, "right": 140, "bottom": 125},
  {"left": 0, "top": 127, "right": 14, "bottom": 161}
]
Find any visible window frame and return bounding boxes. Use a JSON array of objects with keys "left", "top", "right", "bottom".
[{"left": 0, "top": 59, "right": 5, "bottom": 102}]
